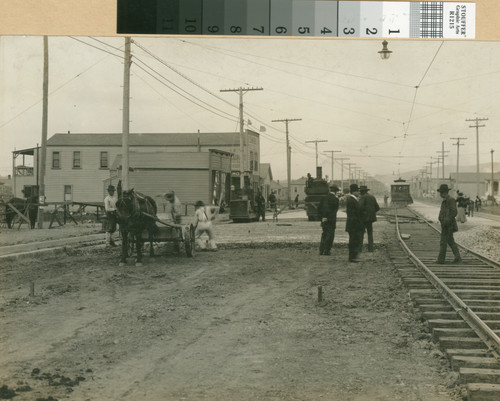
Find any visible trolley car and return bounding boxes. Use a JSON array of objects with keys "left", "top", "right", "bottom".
[{"left": 390, "top": 178, "right": 413, "bottom": 206}]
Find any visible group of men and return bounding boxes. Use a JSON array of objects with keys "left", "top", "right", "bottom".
[
  {"left": 319, "top": 183, "right": 380, "bottom": 262},
  {"left": 255, "top": 191, "right": 277, "bottom": 222}
]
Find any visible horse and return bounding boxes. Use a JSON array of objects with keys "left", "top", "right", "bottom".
[
  {"left": 4, "top": 197, "right": 38, "bottom": 229},
  {"left": 116, "top": 181, "right": 158, "bottom": 266}
]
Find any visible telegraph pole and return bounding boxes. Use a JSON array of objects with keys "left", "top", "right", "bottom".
[
  {"left": 38, "top": 36, "right": 49, "bottom": 228},
  {"left": 272, "top": 118, "right": 301, "bottom": 208},
  {"left": 491, "top": 149, "right": 495, "bottom": 199},
  {"left": 437, "top": 142, "right": 449, "bottom": 180},
  {"left": 451, "top": 137, "right": 466, "bottom": 190},
  {"left": 305, "top": 139, "right": 328, "bottom": 170},
  {"left": 426, "top": 159, "right": 434, "bottom": 191},
  {"left": 345, "top": 163, "right": 355, "bottom": 187},
  {"left": 221, "top": 86, "right": 263, "bottom": 191},
  {"left": 122, "top": 37, "right": 131, "bottom": 190},
  {"left": 324, "top": 150, "right": 341, "bottom": 183},
  {"left": 466, "top": 117, "right": 488, "bottom": 197},
  {"left": 337, "top": 158, "right": 349, "bottom": 193}
]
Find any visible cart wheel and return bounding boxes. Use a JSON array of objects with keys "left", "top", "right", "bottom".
[
  {"left": 127, "top": 232, "right": 135, "bottom": 257},
  {"left": 184, "top": 224, "right": 195, "bottom": 257}
]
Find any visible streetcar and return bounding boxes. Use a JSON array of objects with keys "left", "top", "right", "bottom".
[{"left": 390, "top": 178, "right": 413, "bottom": 206}]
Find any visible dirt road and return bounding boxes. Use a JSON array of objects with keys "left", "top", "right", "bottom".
[{"left": 0, "top": 220, "right": 464, "bottom": 401}]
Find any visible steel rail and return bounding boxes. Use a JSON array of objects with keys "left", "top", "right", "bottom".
[
  {"left": 395, "top": 211, "right": 500, "bottom": 361},
  {"left": 405, "top": 206, "right": 500, "bottom": 268}
]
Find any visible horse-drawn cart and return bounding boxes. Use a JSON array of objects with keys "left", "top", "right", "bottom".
[{"left": 127, "top": 217, "right": 196, "bottom": 258}]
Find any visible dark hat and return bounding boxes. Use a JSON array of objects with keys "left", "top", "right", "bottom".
[
  {"left": 195, "top": 200, "right": 205, "bottom": 207},
  {"left": 329, "top": 184, "right": 340, "bottom": 192},
  {"left": 359, "top": 185, "right": 369, "bottom": 192},
  {"left": 349, "top": 183, "right": 359, "bottom": 192},
  {"left": 107, "top": 185, "right": 115, "bottom": 191},
  {"left": 437, "top": 184, "right": 451, "bottom": 193}
]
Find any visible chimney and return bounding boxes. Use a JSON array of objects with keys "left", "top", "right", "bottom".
[{"left": 316, "top": 166, "right": 322, "bottom": 179}]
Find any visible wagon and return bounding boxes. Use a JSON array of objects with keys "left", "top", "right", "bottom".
[{"left": 127, "top": 220, "right": 196, "bottom": 258}]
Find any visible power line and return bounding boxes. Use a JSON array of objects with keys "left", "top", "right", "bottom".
[{"left": 466, "top": 117, "right": 488, "bottom": 197}]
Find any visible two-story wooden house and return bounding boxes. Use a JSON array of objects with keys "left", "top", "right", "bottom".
[{"left": 43, "top": 130, "right": 260, "bottom": 205}]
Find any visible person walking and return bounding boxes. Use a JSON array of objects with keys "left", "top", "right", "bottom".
[
  {"left": 268, "top": 191, "right": 277, "bottom": 211},
  {"left": 345, "top": 183, "right": 363, "bottom": 263},
  {"left": 193, "top": 200, "right": 218, "bottom": 251},
  {"left": 359, "top": 185, "right": 380, "bottom": 252},
  {"left": 104, "top": 184, "right": 118, "bottom": 247},
  {"left": 436, "top": 184, "right": 462, "bottom": 264},
  {"left": 475, "top": 196, "right": 482, "bottom": 212},
  {"left": 318, "top": 184, "right": 339, "bottom": 256},
  {"left": 456, "top": 191, "right": 467, "bottom": 223},
  {"left": 256, "top": 191, "right": 266, "bottom": 222}
]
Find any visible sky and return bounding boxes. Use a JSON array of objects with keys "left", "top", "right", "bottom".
[{"left": 1, "top": 35, "right": 499, "bottom": 182}]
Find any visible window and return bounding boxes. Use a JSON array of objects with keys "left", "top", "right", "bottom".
[
  {"left": 100, "top": 151, "right": 108, "bottom": 168},
  {"left": 64, "top": 185, "right": 72, "bottom": 202},
  {"left": 249, "top": 151, "right": 254, "bottom": 171},
  {"left": 52, "top": 152, "right": 60, "bottom": 168},
  {"left": 73, "top": 151, "right": 81, "bottom": 168}
]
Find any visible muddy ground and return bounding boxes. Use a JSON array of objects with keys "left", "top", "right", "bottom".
[{"left": 0, "top": 219, "right": 465, "bottom": 401}]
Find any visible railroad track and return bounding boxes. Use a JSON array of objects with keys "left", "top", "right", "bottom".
[{"left": 386, "top": 206, "right": 500, "bottom": 401}]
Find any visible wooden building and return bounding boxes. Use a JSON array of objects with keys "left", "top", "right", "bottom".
[
  {"left": 41, "top": 131, "right": 259, "bottom": 204},
  {"left": 105, "top": 150, "right": 232, "bottom": 212}
]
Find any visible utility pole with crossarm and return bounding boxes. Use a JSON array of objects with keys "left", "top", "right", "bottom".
[
  {"left": 221, "top": 87, "right": 263, "bottom": 191},
  {"left": 272, "top": 118, "right": 301, "bottom": 209}
]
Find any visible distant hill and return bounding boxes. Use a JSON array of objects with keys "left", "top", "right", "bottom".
[{"left": 374, "top": 162, "right": 500, "bottom": 188}]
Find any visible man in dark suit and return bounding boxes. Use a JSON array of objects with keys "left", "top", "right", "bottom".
[
  {"left": 359, "top": 185, "right": 380, "bottom": 252},
  {"left": 318, "top": 184, "right": 340, "bottom": 255},
  {"left": 345, "top": 183, "right": 363, "bottom": 262},
  {"left": 436, "top": 184, "right": 462, "bottom": 264}
]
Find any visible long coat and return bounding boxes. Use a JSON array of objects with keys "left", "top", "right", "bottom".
[
  {"left": 345, "top": 194, "right": 363, "bottom": 233},
  {"left": 359, "top": 193, "right": 380, "bottom": 223},
  {"left": 319, "top": 192, "right": 339, "bottom": 222},
  {"left": 439, "top": 194, "right": 458, "bottom": 232}
]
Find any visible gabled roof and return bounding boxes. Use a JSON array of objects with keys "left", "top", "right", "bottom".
[
  {"left": 290, "top": 177, "right": 307, "bottom": 185},
  {"left": 46, "top": 131, "right": 259, "bottom": 147},
  {"left": 259, "top": 163, "right": 272, "bottom": 180}
]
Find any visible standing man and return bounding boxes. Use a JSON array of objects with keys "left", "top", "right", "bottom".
[
  {"left": 359, "top": 185, "right": 380, "bottom": 252},
  {"left": 436, "top": 184, "right": 462, "bottom": 264},
  {"left": 164, "top": 190, "right": 182, "bottom": 224},
  {"left": 345, "top": 183, "right": 363, "bottom": 263},
  {"left": 294, "top": 194, "right": 299, "bottom": 209},
  {"left": 319, "top": 184, "right": 340, "bottom": 256},
  {"left": 104, "top": 184, "right": 118, "bottom": 247},
  {"left": 456, "top": 191, "right": 467, "bottom": 223},
  {"left": 256, "top": 191, "right": 266, "bottom": 222},
  {"left": 268, "top": 191, "right": 277, "bottom": 212}
]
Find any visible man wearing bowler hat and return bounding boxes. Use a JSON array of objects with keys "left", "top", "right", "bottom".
[
  {"left": 436, "top": 184, "right": 462, "bottom": 264},
  {"left": 318, "top": 184, "right": 340, "bottom": 255},
  {"left": 345, "top": 183, "right": 363, "bottom": 262},
  {"left": 104, "top": 184, "right": 118, "bottom": 247},
  {"left": 359, "top": 185, "right": 380, "bottom": 252}
]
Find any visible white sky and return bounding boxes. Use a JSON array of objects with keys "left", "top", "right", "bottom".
[{"left": 0, "top": 35, "right": 499, "bottom": 181}]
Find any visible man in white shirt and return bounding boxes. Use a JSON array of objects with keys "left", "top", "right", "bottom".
[{"left": 104, "top": 184, "right": 118, "bottom": 247}]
